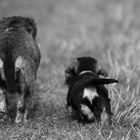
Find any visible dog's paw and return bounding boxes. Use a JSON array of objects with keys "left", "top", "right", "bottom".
[
  {"left": 23, "top": 118, "right": 28, "bottom": 124},
  {"left": 15, "top": 112, "right": 23, "bottom": 123},
  {"left": 0, "top": 113, "right": 10, "bottom": 122}
]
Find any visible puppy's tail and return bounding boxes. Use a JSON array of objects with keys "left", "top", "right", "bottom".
[{"left": 91, "top": 78, "right": 118, "bottom": 85}]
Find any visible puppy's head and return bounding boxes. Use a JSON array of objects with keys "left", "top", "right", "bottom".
[
  {"left": 77, "top": 56, "right": 98, "bottom": 74},
  {"left": 65, "top": 57, "right": 98, "bottom": 86},
  {"left": 0, "top": 16, "right": 37, "bottom": 39}
]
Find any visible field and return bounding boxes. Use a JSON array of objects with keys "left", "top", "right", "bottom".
[{"left": 0, "top": 0, "right": 140, "bottom": 139}]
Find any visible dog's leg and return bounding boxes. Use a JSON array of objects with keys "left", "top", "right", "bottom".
[
  {"left": 15, "top": 93, "right": 25, "bottom": 123},
  {"left": 89, "top": 104, "right": 102, "bottom": 124},
  {"left": 23, "top": 86, "right": 33, "bottom": 123},
  {"left": 71, "top": 108, "right": 79, "bottom": 119},
  {"left": 0, "top": 89, "right": 9, "bottom": 121},
  {"left": 15, "top": 70, "right": 26, "bottom": 123},
  {"left": 80, "top": 104, "right": 94, "bottom": 121},
  {"left": 66, "top": 92, "right": 71, "bottom": 109},
  {"left": 97, "top": 86, "right": 113, "bottom": 125},
  {"left": 103, "top": 98, "right": 113, "bottom": 125},
  {"left": 15, "top": 86, "right": 31, "bottom": 123},
  {"left": 73, "top": 108, "right": 85, "bottom": 123},
  {"left": 93, "top": 110, "right": 102, "bottom": 124}
]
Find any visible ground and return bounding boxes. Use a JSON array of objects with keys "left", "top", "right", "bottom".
[{"left": 0, "top": 0, "right": 140, "bottom": 139}]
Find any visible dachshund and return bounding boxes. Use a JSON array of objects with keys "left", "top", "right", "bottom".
[{"left": 65, "top": 56, "right": 118, "bottom": 124}]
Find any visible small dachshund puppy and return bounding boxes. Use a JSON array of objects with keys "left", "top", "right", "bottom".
[{"left": 65, "top": 56, "right": 118, "bottom": 124}]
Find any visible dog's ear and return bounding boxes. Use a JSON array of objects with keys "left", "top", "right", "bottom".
[
  {"left": 0, "top": 17, "right": 9, "bottom": 34},
  {"left": 97, "top": 67, "right": 108, "bottom": 77},
  {"left": 65, "top": 58, "right": 79, "bottom": 86},
  {"left": 91, "top": 78, "right": 118, "bottom": 85},
  {"left": 0, "top": 17, "right": 37, "bottom": 39},
  {"left": 24, "top": 18, "right": 37, "bottom": 39}
]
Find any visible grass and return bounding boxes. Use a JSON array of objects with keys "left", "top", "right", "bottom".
[{"left": 1, "top": 0, "right": 140, "bottom": 139}]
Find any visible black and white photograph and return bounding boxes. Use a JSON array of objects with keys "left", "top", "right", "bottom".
[{"left": 0, "top": 0, "right": 140, "bottom": 139}]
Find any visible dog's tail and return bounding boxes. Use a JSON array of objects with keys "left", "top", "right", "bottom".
[
  {"left": 1, "top": 56, "right": 24, "bottom": 93},
  {"left": 1, "top": 54, "right": 15, "bottom": 93},
  {"left": 91, "top": 78, "right": 118, "bottom": 85}
]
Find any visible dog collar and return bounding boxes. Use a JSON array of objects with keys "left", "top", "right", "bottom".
[{"left": 79, "top": 70, "right": 94, "bottom": 75}]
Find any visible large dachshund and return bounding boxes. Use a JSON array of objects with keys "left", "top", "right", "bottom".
[
  {"left": 0, "top": 16, "right": 41, "bottom": 123},
  {"left": 65, "top": 57, "right": 118, "bottom": 124}
]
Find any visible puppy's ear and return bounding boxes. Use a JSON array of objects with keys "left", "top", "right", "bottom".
[
  {"left": 65, "top": 58, "right": 79, "bottom": 86},
  {"left": 91, "top": 78, "right": 118, "bottom": 85},
  {"left": 97, "top": 68, "right": 108, "bottom": 77},
  {"left": 96, "top": 63, "right": 108, "bottom": 77}
]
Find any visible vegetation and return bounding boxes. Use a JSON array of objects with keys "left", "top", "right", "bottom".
[{"left": 0, "top": 0, "right": 140, "bottom": 139}]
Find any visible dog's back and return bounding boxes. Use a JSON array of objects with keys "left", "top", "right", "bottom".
[{"left": 0, "top": 28, "right": 39, "bottom": 92}]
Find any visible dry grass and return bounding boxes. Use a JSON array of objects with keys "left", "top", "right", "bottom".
[{"left": 0, "top": 0, "right": 140, "bottom": 139}]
